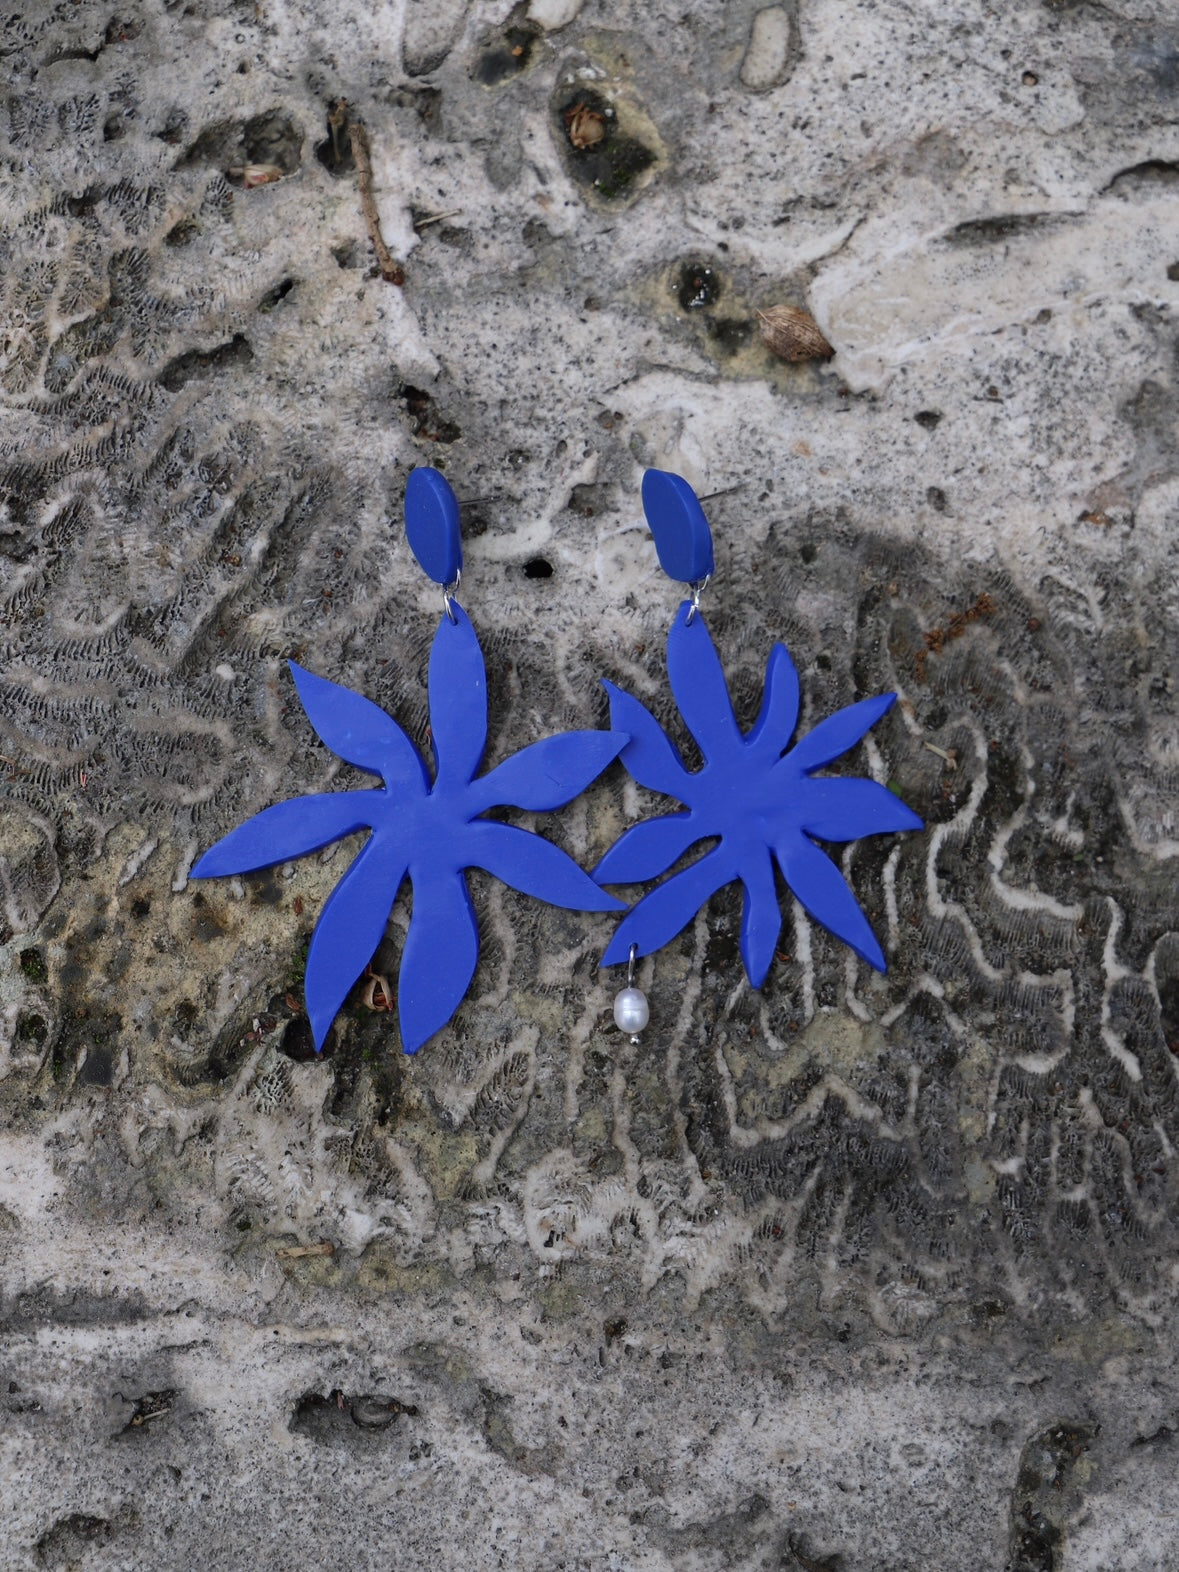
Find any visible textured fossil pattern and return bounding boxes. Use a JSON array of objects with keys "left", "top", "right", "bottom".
[
  {"left": 2, "top": 0, "right": 1179, "bottom": 1565},
  {"left": 5, "top": 423, "right": 1176, "bottom": 1321}
]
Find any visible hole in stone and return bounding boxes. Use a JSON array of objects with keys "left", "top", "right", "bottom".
[
  {"left": 258, "top": 277, "right": 295, "bottom": 312},
  {"left": 157, "top": 334, "right": 253, "bottom": 393},
  {"left": 279, "top": 1014, "right": 318, "bottom": 1062},
  {"left": 676, "top": 259, "right": 722, "bottom": 311},
  {"left": 523, "top": 558, "right": 553, "bottom": 579},
  {"left": 332, "top": 240, "right": 364, "bottom": 269},
  {"left": 156, "top": 108, "right": 189, "bottom": 146},
  {"left": 398, "top": 384, "right": 462, "bottom": 444},
  {"left": 552, "top": 85, "right": 656, "bottom": 201},
  {"left": 315, "top": 99, "right": 354, "bottom": 175},
  {"left": 18, "top": 948, "right": 47, "bottom": 984},
  {"left": 179, "top": 109, "right": 302, "bottom": 174},
  {"left": 290, "top": 1390, "right": 419, "bottom": 1443},
  {"left": 473, "top": 23, "right": 540, "bottom": 87},
  {"left": 164, "top": 217, "right": 200, "bottom": 248}
]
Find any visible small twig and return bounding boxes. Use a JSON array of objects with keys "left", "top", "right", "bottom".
[
  {"left": 276, "top": 1240, "right": 335, "bottom": 1260},
  {"left": 348, "top": 120, "right": 404, "bottom": 285},
  {"left": 414, "top": 209, "right": 463, "bottom": 231},
  {"left": 922, "top": 741, "right": 958, "bottom": 769}
]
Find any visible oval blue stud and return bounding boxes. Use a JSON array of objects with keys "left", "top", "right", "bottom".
[
  {"left": 405, "top": 466, "right": 463, "bottom": 586},
  {"left": 641, "top": 469, "right": 715, "bottom": 585}
]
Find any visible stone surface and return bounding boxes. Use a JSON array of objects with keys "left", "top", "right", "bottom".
[{"left": 1, "top": 0, "right": 1178, "bottom": 1567}]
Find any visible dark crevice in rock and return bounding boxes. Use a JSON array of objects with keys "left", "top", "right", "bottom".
[
  {"left": 177, "top": 109, "right": 303, "bottom": 175},
  {"left": 314, "top": 99, "right": 355, "bottom": 176},
  {"left": 157, "top": 335, "right": 254, "bottom": 392},
  {"left": 943, "top": 212, "right": 1076, "bottom": 245},
  {"left": 258, "top": 277, "right": 295, "bottom": 312},
  {"left": 398, "top": 383, "right": 462, "bottom": 444},
  {"left": 289, "top": 1390, "right": 418, "bottom": 1445},
  {"left": 1105, "top": 158, "right": 1179, "bottom": 194}
]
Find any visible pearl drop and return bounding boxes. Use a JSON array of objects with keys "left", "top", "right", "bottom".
[{"left": 613, "top": 986, "right": 649, "bottom": 1035}]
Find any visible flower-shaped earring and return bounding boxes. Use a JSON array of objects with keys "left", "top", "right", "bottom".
[
  {"left": 594, "top": 470, "right": 923, "bottom": 1036},
  {"left": 193, "top": 468, "right": 626, "bottom": 1054}
]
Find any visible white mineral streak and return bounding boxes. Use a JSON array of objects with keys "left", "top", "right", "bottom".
[{"left": 813, "top": 195, "right": 1179, "bottom": 395}]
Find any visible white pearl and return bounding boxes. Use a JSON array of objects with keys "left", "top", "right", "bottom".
[{"left": 613, "top": 987, "right": 649, "bottom": 1034}]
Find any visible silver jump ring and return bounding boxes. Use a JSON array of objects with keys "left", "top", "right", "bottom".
[
  {"left": 627, "top": 942, "right": 638, "bottom": 987},
  {"left": 443, "top": 568, "right": 462, "bottom": 623},
  {"left": 685, "top": 574, "right": 711, "bottom": 626}
]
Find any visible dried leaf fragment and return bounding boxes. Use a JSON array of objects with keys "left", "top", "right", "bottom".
[
  {"left": 563, "top": 102, "right": 607, "bottom": 149},
  {"left": 276, "top": 1240, "right": 335, "bottom": 1260},
  {"left": 229, "top": 164, "right": 284, "bottom": 188},
  {"left": 756, "top": 305, "right": 834, "bottom": 362},
  {"left": 361, "top": 967, "right": 394, "bottom": 1012}
]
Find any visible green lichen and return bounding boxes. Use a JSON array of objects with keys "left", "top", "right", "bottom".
[{"left": 19, "top": 947, "right": 47, "bottom": 984}]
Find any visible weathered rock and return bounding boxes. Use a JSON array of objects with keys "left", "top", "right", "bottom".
[{"left": 1, "top": 0, "right": 1178, "bottom": 1566}]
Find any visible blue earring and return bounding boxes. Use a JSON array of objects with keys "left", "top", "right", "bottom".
[
  {"left": 193, "top": 467, "right": 626, "bottom": 1054},
  {"left": 594, "top": 470, "right": 923, "bottom": 1037}
]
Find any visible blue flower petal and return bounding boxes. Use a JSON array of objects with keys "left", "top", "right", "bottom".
[
  {"left": 397, "top": 870, "right": 479, "bottom": 1053},
  {"left": 797, "top": 778, "right": 923, "bottom": 843},
  {"left": 290, "top": 664, "right": 428, "bottom": 793},
  {"left": 428, "top": 603, "right": 487, "bottom": 786},
  {"left": 304, "top": 830, "right": 408, "bottom": 1050},
  {"left": 666, "top": 604, "right": 742, "bottom": 763},
  {"left": 773, "top": 831, "right": 886, "bottom": 971},
  {"left": 472, "top": 730, "right": 627, "bottom": 814},
  {"left": 780, "top": 692, "right": 897, "bottom": 777},
  {"left": 739, "top": 846, "right": 782, "bottom": 989},
  {"left": 603, "top": 681, "right": 692, "bottom": 800},
  {"left": 594, "top": 812, "right": 699, "bottom": 885},
  {"left": 601, "top": 845, "right": 734, "bottom": 967},
  {"left": 192, "top": 791, "right": 387, "bottom": 878},
  {"left": 465, "top": 821, "right": 623, "bottom": 911},
  {"left": 746, "top": 643, "right": 800, "bottom": 758}
]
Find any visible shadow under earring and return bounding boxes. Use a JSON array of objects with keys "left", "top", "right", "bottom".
[
  {"left": 193, "top": 467, "right": 626, "bottom": 1054},
  {"left": 594, "top": 469, "right": 923, "bottom": 1034}
]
